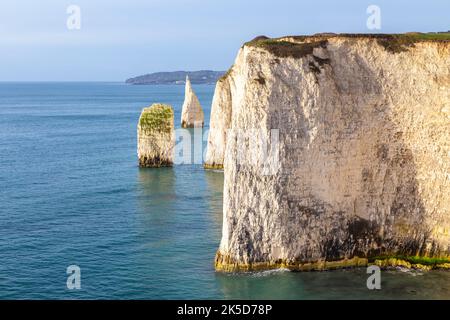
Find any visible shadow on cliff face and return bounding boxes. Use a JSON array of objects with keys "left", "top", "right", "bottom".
[
  {"left": 323, "top": 48, "right": 432, "bottom": 259},
  {"left": 266, "top": 44, "right": 433, "bottom": 262}
]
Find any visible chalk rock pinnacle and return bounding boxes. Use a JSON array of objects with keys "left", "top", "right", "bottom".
[
  {"left": 181, "top": 76, "right": 204, "bottom": 128},
  {"left": 137, "top": 103, "right": 175, "bottom": 167},
  {"left": 214, "top": 34, "right": 450, "bottom": 272}
]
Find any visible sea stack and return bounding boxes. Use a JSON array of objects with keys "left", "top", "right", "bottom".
[
  {"left": 181, "top": 76, "right": 204, "bottom": 128},
  {"left": 213, "top": 34, "right": 450, "bottom": 271},
  {"left": 137, "top": 103, "right": 175, "bottom": 167},
  {"left": 204, "top": 74, "right": 232, "bottom": 169}
]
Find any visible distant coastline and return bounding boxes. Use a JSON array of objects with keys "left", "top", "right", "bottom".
[{"left": 126, "top": 70, "right": 225, "bottom": 85}]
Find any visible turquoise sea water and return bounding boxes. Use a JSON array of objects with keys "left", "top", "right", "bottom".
[{"left": 1, "top": 82, "right": 450, "bottom": 299}]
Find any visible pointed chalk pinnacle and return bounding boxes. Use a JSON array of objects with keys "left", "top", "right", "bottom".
[{"left": 181, "top": 76, "right": 204, "bottom": 128}]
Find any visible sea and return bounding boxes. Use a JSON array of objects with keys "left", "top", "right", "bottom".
[{"left": 1, "top": 82, "right": 449, "bottom": 299}]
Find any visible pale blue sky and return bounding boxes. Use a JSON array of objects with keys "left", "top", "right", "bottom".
[{"left": 0, "top": 0, "right": 448, "bottom": 81}]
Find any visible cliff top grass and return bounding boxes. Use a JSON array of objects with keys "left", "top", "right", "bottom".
[
  {"left": 139, "top": 103, "right": 174, "bottom": 134},
  {"left": 245, "top": 32, "right": 450, "bottom": 56}
]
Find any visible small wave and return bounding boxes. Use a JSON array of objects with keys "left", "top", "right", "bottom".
[{"left": 250, "top": 268, "right": 291, "bottom": 277}]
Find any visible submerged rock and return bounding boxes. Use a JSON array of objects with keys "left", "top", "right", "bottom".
[
  {"left": 212, "top": 34, "right": 450, "bottom": 272},
  {"left": 137, "top": 103, "right": 175, "bottom": 167},
  {"left": 181, "top": 76, "right": 204, "bottom": 128}
]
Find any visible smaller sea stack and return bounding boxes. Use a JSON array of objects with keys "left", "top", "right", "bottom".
[
  {"left": 137, "top": 103, "right": 175, "bottom": 167},
  {"left": 181, "top": 76, "right": 204, "bottom": 128}
]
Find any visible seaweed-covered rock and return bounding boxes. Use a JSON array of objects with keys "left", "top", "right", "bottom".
[{"left": 181, "top": 76, "right": 204, "bottom": 128}]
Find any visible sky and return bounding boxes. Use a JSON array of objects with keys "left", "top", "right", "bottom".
[{"left": 0, "top": 0, "right": 448, "bottom": 81}]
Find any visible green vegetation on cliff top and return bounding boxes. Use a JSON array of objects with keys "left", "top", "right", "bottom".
[
  {"left": 139, "top": 103, "right": 173, "bottom": 133},
  {"left": 244, "top": 32, "right": 450, "bottom": 57}
]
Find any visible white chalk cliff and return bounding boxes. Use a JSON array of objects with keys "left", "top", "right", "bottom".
[
  {"left": 181, "top": 76, "right": 204, "bottom": 128},
  {"left": 212, "top": 34, "right": 450, "bottom": 271}
]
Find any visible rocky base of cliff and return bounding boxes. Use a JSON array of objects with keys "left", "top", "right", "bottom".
[
  {"left": 215, "top": 251, "right": 368, "bottom": 272},
  {"left": 139, "top": 156, "right": 173, "bottom": 168},
  {"left": 203, "top": 163, "right": 224, "bottom": 170}
]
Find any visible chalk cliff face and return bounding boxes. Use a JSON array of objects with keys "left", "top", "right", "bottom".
[
  {"left": 181, "top": 76, "right": 204, "bottom": 128},
  {"left": 214, "top": 35, "right": 450, "bottom": 271},
  {"left": 138, "top": 103, "right": 175, "bottom": 167}
]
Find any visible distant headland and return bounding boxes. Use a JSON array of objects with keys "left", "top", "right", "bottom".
[{"left": 126, "top": 70, "right": 225, "bottom": 85}]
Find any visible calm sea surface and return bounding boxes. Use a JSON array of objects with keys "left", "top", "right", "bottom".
[{"left": 1, "top": 82, "right": 449, "bottom": 299}]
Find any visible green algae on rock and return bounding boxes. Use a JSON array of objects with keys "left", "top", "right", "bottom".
[{"left": 137, "top": 103, "right": 175, "bottom": 167}]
